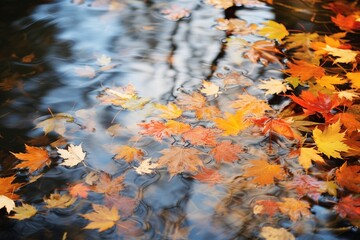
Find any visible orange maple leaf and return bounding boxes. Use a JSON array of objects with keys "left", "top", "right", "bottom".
[
  {"left": 253, "top": 117, "right": 302, "bottom": 141},
  {"left": 90, "top": 173, "right": 125, "bottom": 196},
  {"left": 69, "top": 183, "right": 90, "bottom": 198},
  {"left": 182, "top": 126, "right": 218, "bottom": 146},
  {"left": 192, "top": 167, "right": 223, "bottom": 185},
  {"left": 335, "top": 195, "right": 360, "bottom": 220},
  {"left": 278, "top": 198, "right": 311, "bottom": 221},
  {"left": 176, "top": 92, "right": 206, "bottom": 111},
  {"left": 284, "top": 60, "right": 325, "bottom": 81},
  {"left": 284, "top": 175, "right": 327, "bottom": 200},
  {"left": 331, "top": 14, "right": 360, "bottom": 32},
  {"left": 336, "top": 162, "right": 360, "bottom": 193},
  {"left": 210, "top": 141, "right": 243, "bottom": 163},
  {"left": 0, "top": 176, "right": 22, "bottom": 199},
  {"left": 157, "top": 146, "right": 204, "bottom": 177},
  {"left": 214, "top": 110, "right": 251, "bottom": 136},
  {"left": 12, "top": 145, "right": 50, "bottom": 173},
  {"left": 243, "top": 159, "right": 285, "bottom": 185},
  {"left": 111, "top": 145, "right": 144, "bottom": 162},
  {"left": 244, "top": 40, "right": 281, "bottom": 66},
  {"left": 138, "top": 120, "right": 170, "bottom": 141},
  {"left": 253, "top": 200, "right": 279, "bottom": 217},
  {"left": 331, "top": 113, "right": 360, "bottom": 133}
]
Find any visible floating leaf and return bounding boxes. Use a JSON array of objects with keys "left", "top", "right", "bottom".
[
  {"left": 134, "top": 158, "right": 158, "bottom": 175},
  {"left": 154, "top": 103, "right": 183, "bottom": 119},
  {"left": 0, "top": 195, "right": 15, "bottom": 213},
  {"left": 335, "top": 195, "right": 360, "bottom": 220},
  {"left": 243, "top": 159, "right": 285, "bottom": 185},
  {"left": 323, "top": 45, "right": 358, "bottom": 64},
  {"left": 12, "top": 145, "right": 50, "bottom": 173},
  {"left": 182, "top": 126, "right": 218, "bottom": 146},
  {"left": 69, "top": 183, "right": 90, "bottom": 198},
  {"left": 298, "top": 147, "right": 325, "bottom": 171},
  {"left": 0, "top": 176, "right": 22, "bottom": 199},
  {"left": 35, "top": 114, "right": 74, "bottom": 135},
  {"left": 210, "top": 141, "right": 242, "bottom": 163},
  {"left": 57, "top": 144, "right": 86, "bottom": 167},
  {"left": 284, "top": 60, "right": 325, "bottom": 82},
  {"left": 278, "top": 198, "right": 311, "bottom": 221},
  {"left": 258, "top": 78, "right": 289, "bottom": 95},
  {"left": 258, "top": 20, "right": 289, "bottom": 41},
  {"left": 336, "top": 162, "right": 360, "bottom": 192},
  {"left": 44, "top": 193, "right": 76, "bottom": 208},
  {"left": 260, "top": 226, "right": 295, "bottom": 240},
  {"left": 111, "top": 145, "right": 144, "bottom": 163},
  {"left": 91, "top": 173, "right": 124, "bottom": 196},
  {"left": 82, "top": 204, "right": 120, "bottom": 232},
  {"left": 9, "top": 204, "right": 37, "bottom": 220},
  {"left": 200, "top": 81, "right": 221, "bottom": 97},
  {"left": 214, "top": 110, "right": 251, "bottom": 136},
  {"left": 253, "top": 200, "right": 279, "bottom": 217}
]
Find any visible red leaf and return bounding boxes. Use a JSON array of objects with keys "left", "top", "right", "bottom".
[
  {"left": 335, "top": 195, "right": 360, "bottom": 220},
  {"left": 210, "top": 141, "right": 242, "bottom": 163},
  {"left": 182, "top": 126, "right": 218, "bottom": 146}
]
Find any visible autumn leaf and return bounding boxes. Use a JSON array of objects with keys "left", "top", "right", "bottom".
[
  {"left": 182, "top": 126, "right": 218, "bottom": 146},
  {"left": 57, "top": 144, "right": 86, "bottom": 167},
  {"left": 195, "top": 106, "right": 221, "bottom": 121},
  {"left": 9, "top": 204, "right": 37, "bottom": 220},
  {"left": 157, "top": 146, "right": 204, "bottom": 177},
  {"left": 12, "top": 145, "right": 50, "bottom": 173},
  {"left": 243, "top": 159, "right": 285, "bottom": 185},
  {"left": 230, "top": 94, "right": 272, "bottom": 117},
  {"left": 337, "top": 90, "right": 360, "bottom": 101},
  {"left": 335, "top": 195, "right": 360, "bottom": 220},
  {"left": 258, "top": 78, "right": 289, "bottom": 95},
  {"left": 160, "top": 5, "right": 190, "bottom": 21},
  {"left": 313, "top": 121, "right": 350, "bottom": 159},
  {"left": 111, "top": 145, "right": 144, "bottom": 163},
  {"left": 244, "top": 40, "right": 281, "bottom": 65},
  {"left": 35, "top": 114, "right": 74, "bottom": 135},
  {"left": 176, "top": 92, "right": 206, "bottom": 111},
  {"left": 134, "top": 158, "right": 158, "bottom": 175},
  {"left": 200, "top": 80, "right": 221, "bottom": 97},
  {"left": 323, "top": 45, "right": 358, "bottom": 64},
  {"left": 69, "top": 183, "right": 90, "bottom": 198},
  {"left": 253, "top": 117, "right": 302, "bottom": 141},
  {"left": 74, "top": 66, "right": 96, "bottom": 78},
  {"left": 192, "top": 167, "right": 223, "bottom": 185},
  {"left": 331, "top": 113, "right": 360, "bottom": 133},
  {"left": 216, "top": 18, "right": 257, "bottom": 35},
  {"left": 298, "top": 147, "right": 325, "bottom": 171},
  {"left": 336, "top": 162, "right": 360, "bottom": 192},
  {"left": 165, "top": 120, "right": 191, "bottom": 135},
  {"left": 316, "top": 75, "right": 347, "bottom": 90},
  {"left": 285, "top": 32, "right": 319, "bottom": 49},
  {"left": 154, "top": 102, "right": 183, "bottom": 119},
  {"left": 210, "top": 141, "right": 242, "bottom": 163},
  {"left": 331, "top": 14, "right": 360, "bottom": 32},
  {"left": 278, "top": 198, "right": 311, "bottom": 221},
  {"left": 346, "top": 72, "right": 360, "bottom": 89},
  {"left": 91, "top": 173, "right": 124, "bottom": 196},
  {"left": 96, "top": 54, "right": 111, "bottom": 66},
  {"left": 260, "top": 226, "right": 295, "bottom": 240},
  {"left": 0, "top": 176, "right": 22, "bottom": 199},
  {"left": 214, "top": 110, "right": 251, "bottom": 136},
  {"left": 138, "top": 120, "right": 190, "bottom": 141},
  {"left": 44, "top": 193, "right": 76, "bottom": 208},
  {"left": 258, "top": 20, "right": 289, "bottom": 41},
  {"left": 285, "top": 175, "right": 327, "bottom": 200},
  {"left": 0, "top": 195, "right": 15, "bottom": 213},
  {"left": 284, "top": 60, "right": 325, "bottom": 82},
  {"left": 206, "top": 0, "right": 233, "bottom": 9},
  {"left": 82, "top": 204, "right": 120, "bottom": 232},
  {"left": 253, "top": 199, "right": 279, "bottom": 217}
]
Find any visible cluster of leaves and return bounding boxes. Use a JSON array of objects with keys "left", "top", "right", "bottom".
[{"left": 1, "top": 0, "right": 360, "bottom": 239}]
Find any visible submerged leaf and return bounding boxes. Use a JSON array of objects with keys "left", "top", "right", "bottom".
[{"left": 9, "top": 204, "right": 37, "bottom": 220}]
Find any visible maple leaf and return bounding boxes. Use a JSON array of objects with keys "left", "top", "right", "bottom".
[
  {"left": 346, "top": 72, "right": 360, "bottom": 89},
  {"left": 335, "top": 195, "right": 360, "bottom": 220},
  {"left": 216, "top": 18, "right": 257, "bottom": 35},
  {"left": 154, "top": 103, "right": 183, "bottom": 119},
  {"left": 206, "top": 0, "right": 233, "bottom": 9},
  {"left": 331, "top": 14, "right": 360, "bottom": 32},
  {"left": 323, "top": 45, "right": 358, "bottom": 64},
  {"left": 160, "top": 5, "right": 190, "bottom": 21},
  {"left": 165, "top": 120, "right": 191, "bottom": 135},
  {"left": 85, "top": 171, "right": 100, "bottom": 185},
  {"left": 91, "top": 173, "right": 124, "bottom": 196},
  {"left": 35, "top": 114, "right": 74, "bottom": 135},
  {"left": 182, "top": 126, "right": 218, "bottom": 146},
  {"left": 192, "top": 167, "right": 223, "bottom": 185},
  {"left": 285, "top": 32, "right": 319, "bottom": 50},
  {"left": 157, "top": 146, "right": 204, "bottom": 177},
  {"left": 278, "top": 198, "right": 311, "bottom": 221},
  {"left": 244, "top": 40, "right": 281, "bottom": 65},
  {"left": 138, "top": 120, "right": 190, "bottom": 141},
  {"left": 0, "top": 195, "right": 15, "bottom": 213},
  {"left": 313, "top": 121, "right": 350, "bottom": 159},
  {"left": 104, "top": 195, "right": 137, "bottom": 218},
  {"left": 9, "top": 204, "right": 37, "bottom": 220},
  {"left": 210, "top": 141, "right": 243, "bottom": 163},
  {"left": 258, "top": 78, "right": 289, "bottom": 95},
  {"left": 336, "top": 162, "right": 360, "bottom": 192},
  {"left": 260, "top": 226, "right": 295, "bottom": 240},
  {"left": 200, "top": 81, "right": 221, "bottom": 97},
  {"left": 44, "top": 193, "right": 76, "bottom": 208},
  {"left": 258, "top": 20, "right": 289, "bottom": 41},
  {"left": 195, "top": 106, "right": 221, "bottom": 121},
  {"left": 57, "top": 144, "right": 86, "bottom": 167},
  {"left": 298, "top": 147, "right": 325, "bottom": 171},
  {"left": 284, "top": 60, "right": 325, "bottom": 82},
  {"left": 0, "top": 176, "right": 22, "bottom": 199},
  {"left": 134, "top": 158, "right": 158, "bottom": 175},
  {"left": 287, "top": 91, "right": 341, "bottom": 120},
  {"left": 331, "top": 113, "right": 360, "bottom": 133},
  {"left": 12, "top": 145, "right": 50, "bottom": 173},
  {"left": 111, "top": 145, "right": 144, "bottom": 162},
  {"left": 285, "top": 175, "right": 327, "bottom": 200},
  {"left": 253, "top": 117, "right": 302, "bottom": 141},
  {"left": 176, "top": 92, "right": 206, "bottom": 111},
  {"left": 253, "top": 200, "right": 279, "bottom": 217},
  {"left": 231, "top": 94, "right": 272, "bottom": 117},
  {"left": 317, "top": 75, "right": 347, "bottom": 90},
  {"left": 214, "top": 110, "right": 251, "bottom": 136},
  {"left": 82, "top": 204, "right": 120, "bottom": 232},
  {"left": 96, "top": 54, "right": 111, "bottom": 66},
  {"left": 243, "top": 159, "right": 285, "bottom": 185},
  {"left": 69, "top": 183, "right": 90, "bottom": 198},
  {"left": 337, "top": 90, "right": 360, "bottom": 101}
]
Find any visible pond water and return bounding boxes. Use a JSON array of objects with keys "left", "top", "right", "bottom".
[{"left": 1, "top": 0, "right": 360, "bottom": 239}]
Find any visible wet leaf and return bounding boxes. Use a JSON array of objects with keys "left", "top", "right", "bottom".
[
  {"left": 214, "top": 110, "right": 251, "bottom": 136},
  {"left": 335, "top": 195, "right": 360, "bottom": 220},
  {"left": 160, "top": 5, "right": 190, "bottom": 21},
  {"left": 44, "top": 193, "right": 76, "bottom": 208},
  {"left": 316, "top": 75, "right": 347, "bottom": 90},
  {"left": 331, "top": 14, "right": 360, "bottom": 32},
  {"left": 0, "top": 176, "right": 22, "bottom": 199},
  {"left": 9, "top": 204, "right": 37, "bottom": 220},
  {"left": 35, "top": 114, "right": 74, "bottom": 135},
  {"left": 192, "top": 167, "right": 223, "bottom": 185},
  {"left": 298, "top": 147, "right": 325, "bottom": 171},
  {"left": 336, "top": 162, "right": 360, "bottom": 192},
  {"left": 230, "top": 94, "right": 271, "bottom": 117},
  {"left": 258, "top": 79, "right": 289, "bottom": 95},
  {"left": 278, "top": 198, "right": 311, "bottom": 221},
  {"left": 253, "top": 200, "right": 279, "bottom": 217},
  {"left": 57, "top": 144, "right": 86, "bottom": 167},
  {"left": 176, "top": 92, "right": 206, "bottom": 111},
  {"left": 285, "top": 175, "right": 327, "bottom": 200},
  {"left": 69, "top": 183, "right": 90, "bottom": 198},
  {"left": 216, "top": 18, "right": 257, "bottom": 35},
  {"left": 260, "top": 226, "right": 295, "bottom": 240},
  {"left": 200, "top": 81, "right": 221, "bottom": 97},
  {"left": 313, "top": 121, "right": 350, "bottom": 159},
  {"left": 245, "top": 40, "right": 281, "bottom": 65},
  {"left": 210, "top": 141, "right": 242, "bottom": 163},
  {"left": 82, "top": 204, "right": 120, "bottom": 232},
  {"left": 182, "top": 126, "right": 218, "bottom": 146},
  {"left": 284, "top": 60, "right": 325, "bottom": 82},
  {"left": 258, "top": 20, "right": 289, "bottom": 41},
  {"left": 12, "top": 145, "right": 50, "bottom": 173},
  {"left": 206, "top": 0, "right": 233, "bottom": 9},
  {"left": 346, "top": 72, "right": 360, "bottom": 89},
  {"left": 154, "top": 102, "right": 183, "bottom": 119},
  {"left": 91, "top": 173, "right": 124, "bottom": 196},
  {"left": 134, "top": 158, "right": 158, "bottom": 175},
  {"left": 111, "top": 145, "right": 144, "bottom": 163},
  {"left": 243, "top": 159, "right": 285, "bottom": 185},
  {"left": 0, "top": 195, "right": 15, "bottom": 213},
  {"left": 323, "top": 45, "right": 358, "bottom": 64}
]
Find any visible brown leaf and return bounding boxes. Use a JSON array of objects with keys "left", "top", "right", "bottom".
[{"left": 91, "top": 173, "right": 125, "bottom": 196}]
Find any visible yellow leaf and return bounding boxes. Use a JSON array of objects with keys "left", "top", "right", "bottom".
[
  {"left": 35, "top": 114, "right": 74, "bottom": 135},
  {"left": 323, "top": 45, "right": 358, "bottom": 64},
  {"left": 154, "top": 103, "right": 183, "bottom": 119},
  {"left": 200, "top": 81, "right": 221, "bottom": 97},
  {"left": 111, "top": 145, "right": 144, "bottom": 162},
  {"left": 9, "top": 204, "right": 37, "bottom": 220},
  {"left": 299, "top": 147, "right": 325, "bottom": 171},
  {"left": 214, "top": 110, "right": 250, "bottom": 136},
  {"left": 44, "top": 193, "right": 76, "bottom": 208},
  {"left": 313, "top": 121, "right": 350, "bottom": 158},
  {"left": 260, "top": 226, "right": 295, "bottom": 240},
  {"left": 12, "top": 145, "right": 50, "bottom": 173},
  {"left": 316, "top": 75, "right": 347, "bottom": 90},
  {"left": 337, "top": 90, "right": 360, "bottom": 101},
  {"left": 82, "top": 204, "right": 120, "bottom": 232},
  {"left": 278, "top": 198, "right": 311, "bottom": 221},
  {"left": 258, "top": 78, "right": 289, "bottom": 95},
  {"left": 243, "top": 159, "right": 285, "bottom": 185},
  {"left": 258, "top": 20, "right": 289, "bottom": 41},
  {"left": 206, "top": 0, "right": 233, "bottom": 9},
  {"left": 346, "top": 72, "right": 360, "bottom": 89}
]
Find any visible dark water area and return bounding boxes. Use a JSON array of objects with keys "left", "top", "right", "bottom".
[{"left": 1, "top": 0, "right": 360, "bottom": 239}]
